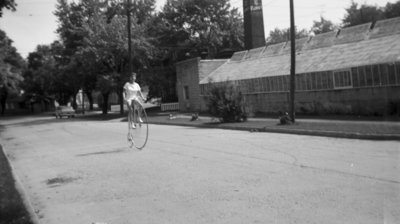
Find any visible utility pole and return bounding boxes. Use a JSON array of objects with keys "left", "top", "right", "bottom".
[
  {"left": 123, "top": 0, "right": 133, "bottom": 115},
  {"left": 289, "top": 0, "right": 296, "bottom": 123},
  {"left": 127, "top": 0, "right": 132, "bottom": 75}
]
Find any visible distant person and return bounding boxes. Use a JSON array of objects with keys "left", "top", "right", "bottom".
[{"left": 123, "top": 72, "right": 145, "bottom": 128}]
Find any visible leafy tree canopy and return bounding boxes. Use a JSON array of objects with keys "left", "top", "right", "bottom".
[
  {"left": 342, "top": 0, "right": 400, "bottom": 27},
  {"left": 383, "top": 1, "right": 400, "bottom": 19},
  {"left": 54, "top": 0, "right": 88, "bottom": 57},
  {"left": 0, "top": 29, "right": 24, "bottom": 93},
  {"left": 311, "top": 16, "right": 337, "bottom": 35},
  {"left": 159, "top": 0, "right": 244, "bottom": 59},
  {"left": 23, "top": 45, "right": 57, "bottom": 99},
  {"left": 79, "top": 0, "right": 158, "bottom": 113},
  {"left": 342, "top": 1, "right": 383, "bottom": 27},
  {"left": 0, "top": 29, "right": 24, "bottom": 114},
  {"left": 266, "top": 27, "right": 309, "bottom": 45},
  {"left": 0, "top": 0, "right": 16, "bottom": 17},
  {"left": 104, "top": 0, "right": 156, "bottom": 24}
]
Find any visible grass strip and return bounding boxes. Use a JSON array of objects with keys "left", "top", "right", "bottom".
[{"left": 0, "top": 145, "right": 34, "bottom": 224}]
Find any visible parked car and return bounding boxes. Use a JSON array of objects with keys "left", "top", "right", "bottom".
[{"left": 55, "top": 106, "right": 76, "bottom": 118}]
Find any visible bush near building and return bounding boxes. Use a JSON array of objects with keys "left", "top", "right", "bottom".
[{"left": 207, "top": 81, "right": 247, "bottom": 123}]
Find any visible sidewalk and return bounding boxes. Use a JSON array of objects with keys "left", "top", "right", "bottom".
[
  {"left": 144, "top": 112, "right": 400, "bottom": 141},
  {"left": 58, "top": 109, "right": 400, "bottom": 141}
]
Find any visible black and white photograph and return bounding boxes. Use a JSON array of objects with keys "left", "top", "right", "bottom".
[{"left": 1, "top": 0, "right": 399, "bottom": 223}]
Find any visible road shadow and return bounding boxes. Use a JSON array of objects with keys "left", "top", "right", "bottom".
[
  {"left": 75, "top": 148, "right": 127, "bottom": 157},
  {"left": 0, "top": 116, "right": 63, "bottom": 127}
]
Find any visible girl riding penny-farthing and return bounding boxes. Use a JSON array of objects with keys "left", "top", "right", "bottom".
[{"left": 123, "top": 72, "right": 148, "bottom": 150}]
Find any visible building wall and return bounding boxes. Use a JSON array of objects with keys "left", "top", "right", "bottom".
[
  {"left": 200, "top": 61, "right": 400, "bottom": 116},
  {"left": 198, "top": 60, "right": 228, "bottom": 111},
  {"left": 241, "top": 86, "right": 400, "bottom": 115},
  {"left": 176, "top": 58, "right": 200, "bottom": 112},
  {"left": 196, "top": 18, "right": 400, "bottom": 116},
  {"left": 176, "top": 58, "right": 228, "bottom": 112}
]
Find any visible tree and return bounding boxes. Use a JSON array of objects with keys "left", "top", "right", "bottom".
[
  {"left": 81, "top": 1, "right": 157, "bottom": 114},
  {"left": 23, "top": 44, "right": 63, "bottom": 112},
  {"left": 96, "top": 73, "right": 118, "bottom": 114},
  {"left": 342, "top": 1, "right": 400, "bottom": 27},
  {"left": 220, "top": 8, "right": 244, "bottom": 53},
  {"left": 383, "top": 1, "right": 400, "bottom": 19},
  {"left": 266, "top": 27, "right": 309, "bottom": 45},
  {"left": 54, "top": 0, "right": 89, "bottom": 109},
  {"left": 83, "top": 15, "right": 127, "bottom": 114},
  {"left": 311, "top": 16, "right": 336, "bottom": 35},
  {"left": 159, "top": 0, "right": 244, "bottom": 59},
  {"left": 53, "top": 0, "right": 160, "bottom": 114},
  {"left": 0, "top": 0, "right": 16, "bottom": 17},
  {"left": 0, "top": 29, "right": 24, "bottom": 115},
  {"left": 54, "top": 0, "right": 87, "bottom": 56},
  {"left": 342, "top": 1, "right": 384, "bottom": 27},
  {"left": 104, "top": 0, "right": 156, "bottom": 25},
  {"left": 73, "top": 48, "right": 98, "bottom": 110}
]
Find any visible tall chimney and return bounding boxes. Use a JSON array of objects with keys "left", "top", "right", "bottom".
[{"left": 243, "top": 0, "right": 266, "bottom": 49}]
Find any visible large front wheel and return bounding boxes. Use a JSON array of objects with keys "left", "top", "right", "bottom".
[{"left": 127, "top": 103, "right": 148, "bottom": 150}]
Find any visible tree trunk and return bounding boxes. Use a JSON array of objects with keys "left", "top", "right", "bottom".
[
  {"left": 0, "top": 96, "right": 6, "bottom": 115},
  {"left": 72, "top": 94, "right": 77, "bottom": 110},
  {"left": 207, "top": 46, "right": 216, "bottom": 59},
  {"left": 86, "top": 92, "right": 94, "bottom": 110},
  {"left": 118, "top": 89, "right": 124, "bottom": 115},
  {"left": 102, "top": 92, "right": 109, "bottom": 115},
  {"left": 41, "top": 100, "right": 45, "bottom": 112},
  {"left": 0, "top": 86, "right": 8, "bottom": 115}
]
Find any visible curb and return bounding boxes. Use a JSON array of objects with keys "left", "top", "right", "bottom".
[
  {"left": 257, "top": 127, "right": 400, "bottom": 141},
  {"left": 0, "top": 145, "right": 42, "bottom": 224},
  {"left": 147, "top": 121, "right": 400, "bottom": 141}
]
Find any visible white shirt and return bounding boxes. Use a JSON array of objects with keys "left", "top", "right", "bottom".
[{"left": 124, "top": 82, "right": 141, "bottom": 102}]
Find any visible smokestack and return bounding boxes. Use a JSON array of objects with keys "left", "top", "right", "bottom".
[{"left": 243, "top": 0, "right": 266, "bottom": 49}]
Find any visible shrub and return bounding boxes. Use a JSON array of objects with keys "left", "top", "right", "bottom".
[
  {"left": 388, "top": 100, "right": 400, "bottom": 116},
  {"left": 278, "top": 112, "right": 292, "bottom": 125},
  {"left": 207, "top": 81, "right": 247, "bottom": 123}
]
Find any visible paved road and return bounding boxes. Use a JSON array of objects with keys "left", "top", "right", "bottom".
[{"left": 1, "top": 116, "right": 399, "bottom": 224}]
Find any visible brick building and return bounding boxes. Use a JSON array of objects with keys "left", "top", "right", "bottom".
[
  {"left": 176, "top": 58, "right": 227, "bottom": 112},
  {"left": 177, "top": 17, "right": 400, "bottom": 116}
]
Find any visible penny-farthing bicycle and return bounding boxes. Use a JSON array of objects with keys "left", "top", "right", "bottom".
[{"left": 127, "top": 101, "right": 148, "bottom": 150}]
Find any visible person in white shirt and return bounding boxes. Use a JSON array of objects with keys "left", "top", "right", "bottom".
[{"left": 123, "top": 72, "right": 145, "bottom": 128}]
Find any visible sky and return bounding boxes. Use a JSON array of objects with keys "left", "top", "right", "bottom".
[{"left": 0, "top": 0, "right": 397, "bottom": 58}]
